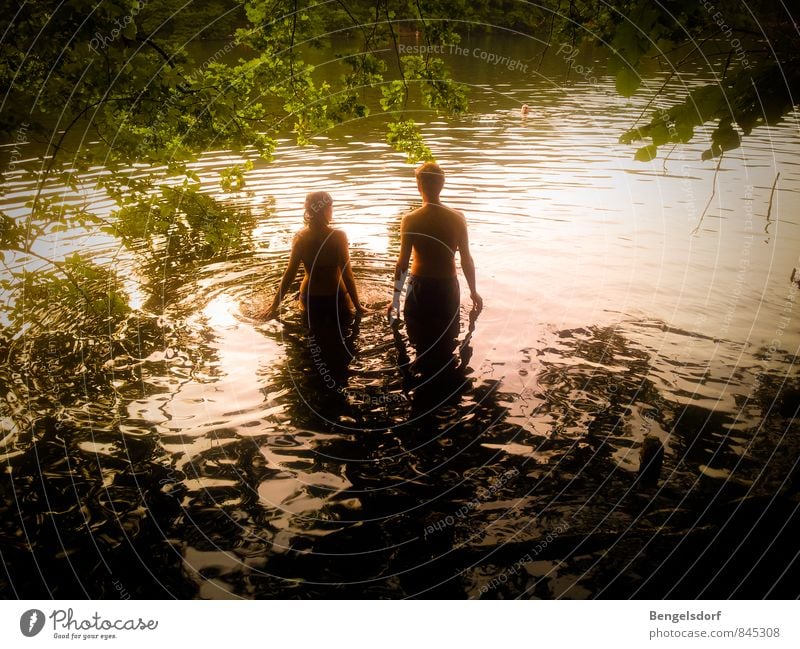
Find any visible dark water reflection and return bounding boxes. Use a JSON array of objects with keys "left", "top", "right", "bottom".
[
  {"left": 2, "top": 36, "right": 800, "bottom": 599},
  {"left": 2, "top": 269, "right": 798, "bottom": 598}
]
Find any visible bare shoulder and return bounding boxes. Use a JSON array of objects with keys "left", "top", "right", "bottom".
[
  {"left": 404, "top": 206, "right": 424, "bottom": 219},
  {"left": 441, "top": 206, "right": 467, "bottom": 233},
  {"left": 293, "top": 228, "right": 309, "bottom": 246},
  {"left": 448, "top": 206, "right": 466, "bottom": 222},
  {"left": 448, "top": 207, "right": 469, "bottom": 246},
  {"left": 400, "top": 208, "right": 422, "bottom": 231}
]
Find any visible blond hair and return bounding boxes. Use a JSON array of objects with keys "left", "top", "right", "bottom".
[{"left": 415, "top": 161, "right": 445, "bottom": 196}]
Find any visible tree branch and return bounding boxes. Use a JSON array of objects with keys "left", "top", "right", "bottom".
[
  {"left": 384, "top": 1, "right": 408, "bottom": 107},
  {"left": 136, "top": 35, "right": 178, "bottom": 68},
  {"left": 765, "top": 171, "right": 780, "bottom": 232},
  {"left": 692, "top": 152, "right": 724, "bottom": 236}
]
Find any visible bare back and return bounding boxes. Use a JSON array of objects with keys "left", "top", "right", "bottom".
[
  {"left": 402, "top": 203, "right": 466, "bottom": 278},
  {"left": 295, "top": 227, "right": 347, "bottom": 296}
]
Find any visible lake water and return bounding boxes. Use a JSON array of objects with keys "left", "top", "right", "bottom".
[{"left": 1, "top": 36, "right": 799, "bottom": 598}]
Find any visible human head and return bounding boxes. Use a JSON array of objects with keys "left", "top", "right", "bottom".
[
  {"left": 415, "top": 162, "right": 445, "bottom": 200},
  {"left": 304, "top": 191, "right": 333, "bottom": 227}
]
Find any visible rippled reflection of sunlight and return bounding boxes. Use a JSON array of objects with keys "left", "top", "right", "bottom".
[{"left": 201, "top": 293, "right": 240, "bottom": 328}]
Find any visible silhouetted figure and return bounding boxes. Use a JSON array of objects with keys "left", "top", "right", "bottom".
[
  {"left": 387, "top": 162, "right": 482, "bottom": 378},
  {"left": 261, "top": 191, "right": 366, "bottom": 324}
]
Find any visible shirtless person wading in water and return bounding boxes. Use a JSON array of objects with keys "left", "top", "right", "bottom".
[
  {"left": 388, "top": 162, "right": 482, "bottom": 353},
  {"left": 262, "top": 191, "right": 366, "bottom": 322}
]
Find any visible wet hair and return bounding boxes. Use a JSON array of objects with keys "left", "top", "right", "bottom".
[
  {"left": 415, "top": 161, "right": 445, "bottom": 197},
  {"left": 304, "top": 191, "right": 332, "bottom": 227}
]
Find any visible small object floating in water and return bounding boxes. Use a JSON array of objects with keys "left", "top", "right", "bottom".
[
  {"left": 791, "top": 267, "right": 800, "bottom": 287},
  {"left": 637, "top": 434, "right": 664, "bottom": 487}
]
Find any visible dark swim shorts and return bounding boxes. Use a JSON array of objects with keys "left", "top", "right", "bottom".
[{"left": 403, "top": 274, "right": 461, "bottom": 346}]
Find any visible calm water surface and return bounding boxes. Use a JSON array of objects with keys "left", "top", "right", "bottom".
[{"left": 2, "top": 37, "right": 799, "bottom": 598}]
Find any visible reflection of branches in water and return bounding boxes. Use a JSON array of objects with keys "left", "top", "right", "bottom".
[
  {"left": 5, "top": 307, "right": 799, "bottom": 598},
  {"left": 0, "top": 413, "right": 190, "bottom": 598},
  {"left": 691, "top": 152, "right": 723, "bottom": 236},
  {"left": 115, "top": 190, "right": 263, "bottom": 311},
  {"left": 765, "top": 171, "right": 780, "bottom": 233}
]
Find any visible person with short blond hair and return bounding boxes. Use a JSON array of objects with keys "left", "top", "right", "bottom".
[
  {"left": 414, "top": 161, "right": 445, "bottom": 197},
  {"left": 388, "top": 161, "right": 482, "bottom": 353}
]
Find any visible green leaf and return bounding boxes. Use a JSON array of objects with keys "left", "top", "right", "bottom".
[
  {"left": 386, "top": 120, "right": 434, "bottom": 163},
  {"left": 123, "top": 19, "right": 137, "bottom": 40},
  {"left": 380, "top": 81, "right": 406, "bottom": 112},
  {"left": 634, "top": 144, "right": 658, "bottom": 162}
]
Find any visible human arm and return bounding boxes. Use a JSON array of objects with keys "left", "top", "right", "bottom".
[
  {"left": 339, "top": 232, "right": 366, "bottom": 313},
  {"left": 456, "top": 213, "right": 482, "bottom": 312},
  {"left": 387, "top": 218, "right": 413, "bottom": 321},
  {"left": 262, "top": 236, "right": 303, "bottom": 320}
]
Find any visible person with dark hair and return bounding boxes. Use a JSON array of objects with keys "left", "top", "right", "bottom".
[
  {"left": 388, "top": 162, "right": 482, "bottom": 370},
  {"left": 261, "top": 191, "right": 366, "bottom": 322}
]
